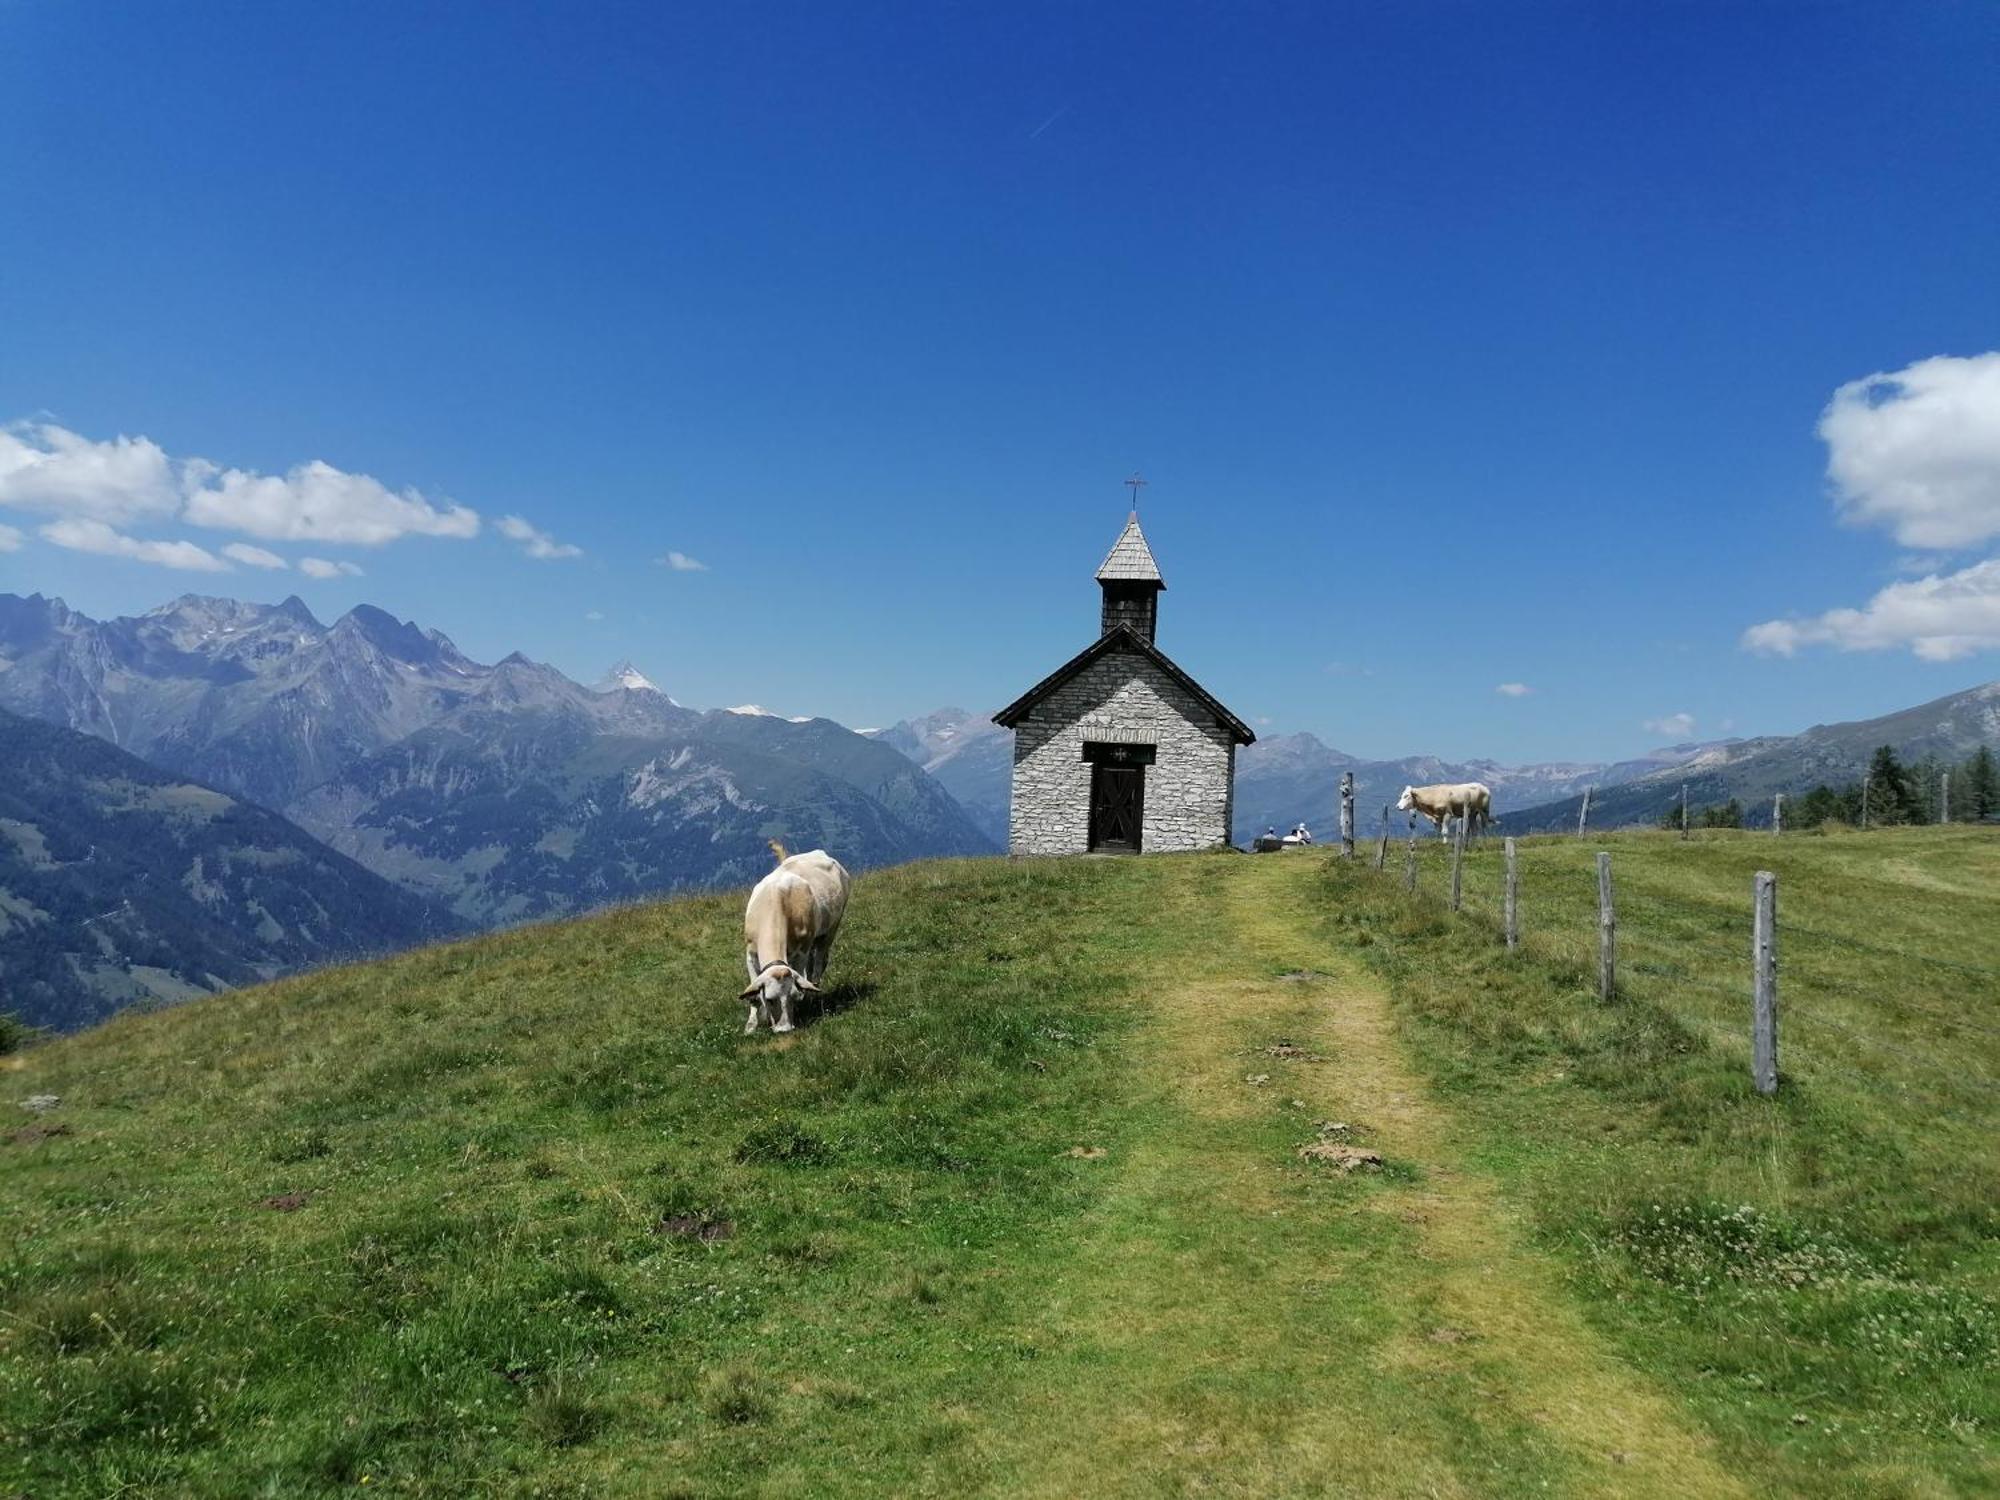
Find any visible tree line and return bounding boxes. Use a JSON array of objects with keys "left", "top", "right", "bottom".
[{"left": 1660, "top": 745, "right": 1999, "bottom": 831}]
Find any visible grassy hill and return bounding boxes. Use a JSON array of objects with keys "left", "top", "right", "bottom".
[{"left": 2, "top": 836, "right": 1996, "bottom": 1496}]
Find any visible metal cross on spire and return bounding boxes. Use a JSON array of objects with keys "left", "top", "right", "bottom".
[{"left": 1124, "top": 473, "right": 1147, "bottom": 513}]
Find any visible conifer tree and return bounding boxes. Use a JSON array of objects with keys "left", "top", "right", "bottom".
[
  {"left": 1865, "top": 744, "right": 1918, "bottom": 825},
  {"left": 1970, "top": 745, "right": 1999, "bottom": 820}
]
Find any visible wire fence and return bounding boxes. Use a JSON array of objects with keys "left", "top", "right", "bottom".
[{"left": 1346, "top": 816, "right": 2000, "bottom": 1117}]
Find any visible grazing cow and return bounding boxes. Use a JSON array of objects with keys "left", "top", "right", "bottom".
[
  {"left": 1396, "top": 782, "right": 1494, "bottom": 841},
  {"left": 740, "top": 841, "right": 851, "bottom": 1034}
]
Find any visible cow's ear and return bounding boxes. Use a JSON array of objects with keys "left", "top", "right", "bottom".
[
  {"left": 739, "top": 981, "right": 762, "bottom": 1001},
  {"left": 796, "top": 974, "right": 823, "bottom": 994}
]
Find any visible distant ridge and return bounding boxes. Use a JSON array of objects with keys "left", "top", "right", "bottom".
[
  {"left": 1499, "top": 680, "right": 2000, "bottom": 832},
  {"left": 0, "top": 705, "right": 451, "bottom": 1032}
]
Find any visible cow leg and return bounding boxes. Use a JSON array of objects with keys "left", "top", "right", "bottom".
[
  {"left": 808, "top": 936, "right": 831, "bottom": 985},
  {"left": 744, "top": 1003, "right": 761, "bottom": 1035}
]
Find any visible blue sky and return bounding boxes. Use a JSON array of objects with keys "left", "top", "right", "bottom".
[{"left": 4, "top": 2, "right": 1999, "bottom": 762}]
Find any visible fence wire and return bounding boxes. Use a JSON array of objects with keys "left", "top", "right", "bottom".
[{"left": 1348, "top": 836, "right": 1999, "bottom": 1114}]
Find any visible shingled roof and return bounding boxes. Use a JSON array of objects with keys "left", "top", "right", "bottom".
[
  {"left": 991, "top": 625, "right": 1255, "bottom": 744},
  {"left": 1095, "top": 512, "right": 1164, "bottom": 584}
]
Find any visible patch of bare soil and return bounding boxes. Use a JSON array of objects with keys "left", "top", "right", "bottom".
[
  {"left": 1062, "top": 1145, "right": 1108, "bottom": 1160},
  {"left": 1297, "top": 1140, "right": 1383, "bottom": 1172},
  {"left": 8, "top": 1122, "right": 70, "bottom": 1145},
  {"left": 262, "top": 1191, "right": 311, "bottom": 1211},
  {"left": 655, "top": 1214, "right": 734, "bottom": 1242},
  {"left": 1262, "top": 1040, "right": 1326, "bottom": 1061}
]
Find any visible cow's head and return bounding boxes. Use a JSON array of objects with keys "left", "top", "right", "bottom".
[
  {"left": 739, "top": 962, "right": 821, "bottom": 1034},
  {"left": 1395, "top": 786, "right": 1416, "bottom": 811}
]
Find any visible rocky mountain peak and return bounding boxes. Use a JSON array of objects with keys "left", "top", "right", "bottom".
[{"left": 333, "top": 604, "right": 444, "bottom": 665}]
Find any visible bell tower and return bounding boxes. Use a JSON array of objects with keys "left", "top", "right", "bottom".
[{"left": 1095, "top": 511, "right": 1164, "bottom": 644}]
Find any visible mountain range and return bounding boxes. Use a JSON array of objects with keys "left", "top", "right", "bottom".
[
  {"left": 0, "top": 706, "right": 449, "bottom": 1032},
  {"left": 0, "top": 593, "right": 993, "bottom": 989}
]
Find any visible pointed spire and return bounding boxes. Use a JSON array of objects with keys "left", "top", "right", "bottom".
[{"left": 1095, "top": 512, "right": 1164, "bottom": 584}]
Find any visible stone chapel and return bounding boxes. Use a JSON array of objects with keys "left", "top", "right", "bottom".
[{"left": 993, "top": 512, "right": 1255, "bottom": 855}]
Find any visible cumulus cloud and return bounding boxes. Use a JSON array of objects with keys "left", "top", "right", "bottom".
[
  {"left": 1819, "top": 352, "right": 2000, "bottom": 549},
  {"left": 222, "top": 542, "right": 287, "bottom": 569},
  {"left": 497, "top": 515, "right": 583, "bottom": 560},
  {"left": 584, "top": 610, "right": 605, "bottom": 621},
  {"left": 657, "top": 550, "right": 708, "bottom": 572},
  {"left": 298, "top": 557, "right": 364, "bottom": 579},
  {"left": 182, "top": 459, "right": 478, "bottom": 545},
  {"left": 1495, "top": 682, "right": 1532, "bottom": 697},
  {"left": 1644, "top": 712, "right": 1696, "bottom": 739},
  {"left": 0, "top": 423, "right": 180, "bottom": 524},
  {"left": 1744, "top": 557, "right": 2000, "bottom": 661},
  {"left": 0, "top": 420, "right": 490, "bottom": 552},
  {"left": 0, "top": 522, "right": 22, "bottom": 553},
  {"left": 40, "top": 518, "right": 231, "bottom": 572},
  {"left": 1745, "top": 354, "right": 2000, "bottom": 661}
]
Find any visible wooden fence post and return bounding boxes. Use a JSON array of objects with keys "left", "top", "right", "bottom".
[
  {"left": 1503, "top": 836, "right": 1518, "bottom": 951},
  {"left": 1941, "top": 772, "right": 1950, "bottom": 826},
  {"left": 1577, "top": 786, "right": 1592, "bottom": 839},
  {"left": 1403, "top": 823, "right": 1418, "bottom": 893},
  {"left": 1861, "top": 774, "right": 1871, "bottom": 830},
  {"left": 1339, "top": 771, "right": 1355, "bottom": 858},
  {"left": 1680, "top": 783, "right": 1690, "bottom": 841},
  {"left": 1597, "top": 851, "right": 1616, "bottom": 1001},
  {"left": 1773, "top": 792, "right": 1783, "bottom": 835},
  {"left": 1450, "top": 809, "right": 1466, "bottom": 911},
  {"left": 1374, "top": 805, "right": 1389, "bottom": 871},
  {"left": 1752, "top": 870, "right": 1778, "bottom": 1095}
]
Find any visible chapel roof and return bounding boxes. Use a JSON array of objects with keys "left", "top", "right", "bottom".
[
  {"left": 1095, "top": 512, "right": 1164, "bottom": 584},
  {"left": 991, "top": 624, "right": 1255, "bottom": 744}
]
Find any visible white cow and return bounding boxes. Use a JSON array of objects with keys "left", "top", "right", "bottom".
[
  {"left": 740, "top": 842, "right": 851, "bottom": 1034},
  {"left": 1396, "top": 782, "right": 1494, "bottom": 841}
]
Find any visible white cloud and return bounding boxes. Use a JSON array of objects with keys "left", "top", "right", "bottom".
[
  {"left": 222, "top": 542, "right": 287, "bottom": 569},
  {"left": 584, "top": 610, "right": 605, "bottom": 621},
  {"left": 183, "top": 459, "right": 478, "bottom": 545},
  {"left": 298, "top": 557, "right": 364, "bottom": 579},
  {"left": 39, "top": 518, "right": 231, "bottom": 572},
  {"left": 1819, "top": 352, "right": 2000, "bottom": 549},
  {"left": 0, "top": 421, "right": 481, "bottom": 548},
  {"left": 0, "top": 422, "right": 180, "bottom": 525},
  {"left": 657, "top": 550, "right": 708, "bottom": 572},
  {"left": 1743, "top": 556, "right": 2000, "bottom": 661},
  {"left": 1644, "top": 712, "right": 1696, "bottom": 739},
  {"left": 1495, "top": 682, "right": 1532, "bottom": 697},
  {"left": 497, "top": 514, "right": 583, "bottom": 560},
  {"left": 0, "top": 522, "right": 22, "bottom": 553}
]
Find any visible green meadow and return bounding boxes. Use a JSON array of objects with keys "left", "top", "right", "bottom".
[{"left": 2, "top": 831, "right": 1995, "bottom": 1496}]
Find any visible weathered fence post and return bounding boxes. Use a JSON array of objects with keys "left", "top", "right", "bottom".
[
  {"left": 1752, "top": 870, "right": 1778, "bottom": 1095},
  {"left": 1449, "top": 809, "right": 1466, "bottom": 911},
  {"left": 1577, "top": 786, "right": 1592, "bottom": 839},
  {"left": 1772, "top": 792, "right": 1783, "bottom": 835},
  {"left": 1861, "top": 774, "right": 1871, "bottom": 830},
  {"left": 1374, "top": 805, "right": 1389, "bottom": 872},
  {"left": 1503, "top": 836, "right": 1518, "bottom": 951},
  {"left": 1596, "top": 851, "right": 1616, "bottom": 1001},
  {"left": 1941, "top": 772, "right": 1950, "bottom": 826},
  {"left": 1403, "top": 822, "right": 1418, "bottom": 893},
  {"left": 1680, "top": 783, "right": 1690, "bottom": 841},
  {"left": 1339, "top": 771, "right": 1355, "bottom": 859}
]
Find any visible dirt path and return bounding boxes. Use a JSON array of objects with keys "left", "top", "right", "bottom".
[{"left": 990, "top": 854, "right": 1749, "bottom": 1499}]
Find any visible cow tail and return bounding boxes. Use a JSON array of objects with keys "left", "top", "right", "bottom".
[{"left": 767, "top": 838, "right": 790, "bottom": 864}]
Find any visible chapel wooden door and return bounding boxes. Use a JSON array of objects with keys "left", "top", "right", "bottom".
[{"left": 1088, "top": 762, "right": 1145, "bottom": 853}]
